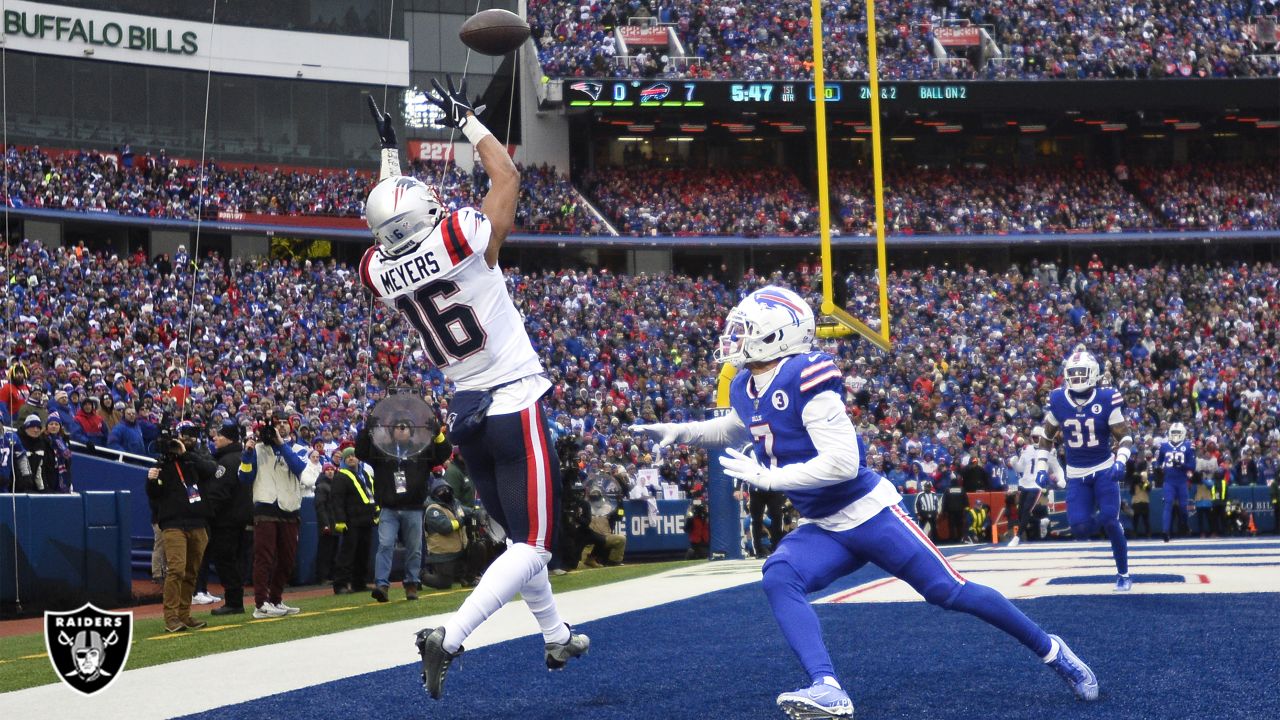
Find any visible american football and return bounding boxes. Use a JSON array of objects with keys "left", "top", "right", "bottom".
[{"left": 459, "top": 9, "right": 529, "bottom": 56}]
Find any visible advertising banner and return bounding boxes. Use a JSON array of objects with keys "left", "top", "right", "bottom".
[{"left": 1, "top": 0, "right": 408, "bottom": 84}]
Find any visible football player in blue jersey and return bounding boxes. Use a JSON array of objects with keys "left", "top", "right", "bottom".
[
  {"left": 633, "top": 287, "right": 1098, "bottom": 719},
  {"left": 1154, "top": 422, "right": 1196, "bottom": 543},
  {"left": 1035, "top": 345, "right": 1133, "bottom": 591}
]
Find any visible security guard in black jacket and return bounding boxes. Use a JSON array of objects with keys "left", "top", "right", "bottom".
[
  {"left": 313, "top": 462, "right": 341, "bottom": 585},
  {"left": 332, "top": 446, "right": 379, "bottom": 594},
  {"left": 207, "top": 422, "right": 251, "bottom": 615},
  {"left": 355, "top": 416, "right": 451, "bottom": 601}
]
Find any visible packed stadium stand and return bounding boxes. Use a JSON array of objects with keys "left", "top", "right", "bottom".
[
  {"left": 532, "top": 0, "right": 1280, "bottom": 80},
  {"left": 5, "top": 146, "right": 1276, "bottom": 237},
  {"left": 3, "top": 237, "right": 1277, "bottom": 493}
]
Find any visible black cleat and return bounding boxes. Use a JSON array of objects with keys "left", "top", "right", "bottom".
[
  {"left": 416, "top": 627, "right": 463, "bottom": 699},
  {"left": 544, "top": 624, "right": 590, "bottom": 670}
]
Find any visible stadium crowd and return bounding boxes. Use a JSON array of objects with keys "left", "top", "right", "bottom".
[
  {"left": 831, "top": 166, "right": 1157, "bottom": 235},
  {"left": 583, "top": 167, "right": 819, "bottom": 235},
  {"left": 531, "top": 0, "right": 1280, "bottom": 80},
  {"left": 589, "top": 163, "right": 1275, "bottom": 237},
  {"left": 5, "top": 144, "right": 1276, "bottom": 238},
  {"left": 1132, "top": 161, "right": 1280, "bottom": 230},
  {"left": 1, "top": 146, "right": 601, "bottom": 235},
  {"left": 2, "top": 239, "right": 1277, "bottom": 505}
]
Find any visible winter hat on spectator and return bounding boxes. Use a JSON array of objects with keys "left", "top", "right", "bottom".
[
  {"left": 341, "top": 447, "right": 356, "bottom": 460},
  {"left": 46, "top": 412, "right": 63, "bottom": 425},
  {"left": 216, "top": 421, "right": 240, "bottom": 442},
  {"left": 23, "top": 415, "right": 43, "bottom": 428}
]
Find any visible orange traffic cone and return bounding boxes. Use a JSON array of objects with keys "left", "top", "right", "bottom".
[{"left": 1248, "top": 513, "right": 1257, "bottom": 536}]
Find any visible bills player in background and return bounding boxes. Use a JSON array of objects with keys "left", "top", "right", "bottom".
[
  {"left": 633, "top": 287, "right": 1098, "bottom": 719},
  {"left": 1007, "top": 425, "right": 1064, "bottom": 547},
  {"left": 1036, "top": 345, "right": 1133, "bottom": 591},
  {"left": 1154, "top": 422, "right": 1195, "bottom": 543},
  {"left": 361, "top": 79, "right": 588, "bottom": 701}
]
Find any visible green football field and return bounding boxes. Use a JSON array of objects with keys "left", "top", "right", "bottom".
[{"left": 0, "top": 561, "right": 696, "bottom": 694}]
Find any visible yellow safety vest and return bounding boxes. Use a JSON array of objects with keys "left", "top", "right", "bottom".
[{"left": 339, "top": 468, "right": 376, "bottom": 505}]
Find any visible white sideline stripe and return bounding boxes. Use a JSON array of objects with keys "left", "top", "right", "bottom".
[{"left": 1, "top": 560, "right": 765, "bottom": 718}]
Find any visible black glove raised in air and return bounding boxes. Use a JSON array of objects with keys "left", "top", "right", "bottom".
[
  {"left": 367, "top": 95, "right": 398, "bottom": 149},
  {"left": 425, "top": 76, "right": 477, "bottom": 129}
]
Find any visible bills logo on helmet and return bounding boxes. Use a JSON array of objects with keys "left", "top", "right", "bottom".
[
  {"left": 569, "top": 81, "right": 603, "bottom": 100},
  {"left": 44, "top": 603, "right": 133, "bottom": 696},
  {"left": 640, "top": 83, "right": 670, "bottom": 104},
  {"left": 753, "top": 291, "right": 804, "bottom": 324}
]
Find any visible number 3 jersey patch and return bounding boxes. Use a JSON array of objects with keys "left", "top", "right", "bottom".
[{"left": 359, "top": 206, "right": 543, "bottom": 391}]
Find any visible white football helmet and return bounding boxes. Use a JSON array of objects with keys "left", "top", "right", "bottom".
[
  {"left": 365, "top": 175, "right": 447, "bottom": 258},
  {"left": 1168, "top": 422, "right": 1187, "bottom": 444},
  {"left": 715, "top": 286, "right": 815, "bottom": 367},
  {"left": 1062, "top": 344, "right": 1100, "bottom": 394}
]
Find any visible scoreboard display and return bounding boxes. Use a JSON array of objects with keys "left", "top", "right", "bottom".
[
  {"left": 563, "top": 78, "right": 1278, "bottom": 114},
  {"left": 566, "top": 79, "right": 969, "bottom": 110}
]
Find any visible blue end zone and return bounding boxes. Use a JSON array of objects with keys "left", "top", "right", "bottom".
[
  {"left": 179, "top": 585, "right": 1280, "bottom": 720},
  {"left": 1047, "top": 573, "right": 1185, "bottom": 585}
]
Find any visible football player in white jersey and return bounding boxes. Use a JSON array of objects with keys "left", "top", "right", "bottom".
[
  {"left": 633, "top": 287, "right": 1097, "bottom": 719},
  {"left": 361, "top": 79, "right": 588, "bottom": 701},
  {"left": 1006, "top": 426, "right": 1064, "bottom": 546}
]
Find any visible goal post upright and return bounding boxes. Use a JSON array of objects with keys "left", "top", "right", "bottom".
[{"left": 814, "top": 0, "right": 892, "bottom": 353}]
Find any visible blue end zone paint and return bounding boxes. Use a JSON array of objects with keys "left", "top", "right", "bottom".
[
  {"left": 988, "top": 541, "right": 1280, "bottom": 553},
  {"left": 179, "top": 587, "right": 1280, "bottom": 720},
  {"left": 1047, "top": 573, "right": 1185, "bottom": 585}
]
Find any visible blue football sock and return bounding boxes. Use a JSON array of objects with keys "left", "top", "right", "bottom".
[
  {"left": 1103, "top": 519, "right": 1129, "bottom": 575},
  {"left": 947, "top": 581, "right": 1053, "bottom": 658},
  {"left": 762, "top": 560, "right": 836, "bottom": 683}
]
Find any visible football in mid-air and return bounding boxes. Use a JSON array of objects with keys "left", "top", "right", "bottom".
[{"left": 459, "top": 9, "right": 530, "bottom": 56}]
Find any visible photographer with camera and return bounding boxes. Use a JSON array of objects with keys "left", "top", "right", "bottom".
[
  {"left": 582, "top": 486, "right": 627, "bottom": 567},
  {"left": 355, "top": 414, "right": 452, "bottom": 602},
  {"left": 239, "top": 409, "right": 309, "bottom": 619},
  {"left": 685, "top": 496, "right": 710, "bottom": 560},
  {"left": 145, "top": 431, "right": 217, "bottom": 633},
  {"left": 556, "top": 480, "right": 594, "bottom": 573}
]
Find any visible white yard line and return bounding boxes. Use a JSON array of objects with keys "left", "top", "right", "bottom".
[
  {"left": 817, "top": 538, "right": 1280, "bottom": 603},
  {"left": 2, "top": 560, "right": 764, "bottom": 718}
]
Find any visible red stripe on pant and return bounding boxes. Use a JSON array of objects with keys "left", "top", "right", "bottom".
[
  {"left": 532, "top": 403, "right": 553, "bottom": 549},
  {"left": 892, "top": 505, "right": 966, "bottom": 584},
  {"left": 521, "top": 407, "right": 545, "bottom": 548}
]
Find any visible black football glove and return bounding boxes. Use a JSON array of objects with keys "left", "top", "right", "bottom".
[
  {"left": 426, "top": 76, "right": 476, "bottom": 129},
  {"left": 367, "top": 95, "right": 398, "bottom": 149}
]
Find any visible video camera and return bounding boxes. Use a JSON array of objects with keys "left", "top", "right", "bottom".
[
  {"left": 252, "top": 417, "right": 281, "bottom": 447},
  {"left": 155, "top": 427, "right": 187, "bottom": 462}
]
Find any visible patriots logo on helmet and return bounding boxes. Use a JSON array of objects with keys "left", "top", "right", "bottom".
[
  {"left": 639, "top": 83, "right": 671, "bottom": 104},
  {"left": 570, "top": 81, "right": 603, "bottom": 100},
  {"left": 392, "top": 176, "right": 419, "bottom": 211}
]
